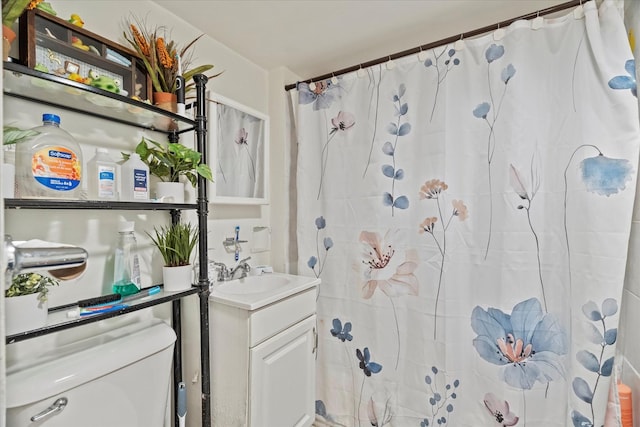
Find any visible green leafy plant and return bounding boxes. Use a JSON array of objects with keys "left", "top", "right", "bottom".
[
  {"left": 147, "top": 222, "right": 198, "bottom": 267},
  {"left": 122, "top": 137, "right": 213, "bottom": 187},
  {"left": 6, "top": 272, "right": 59, "bottom": 302},
  {"left": 3, "top": 125, "right": 38, "bottom": 145},
  {"left": 2, "top": 0, "right": 35, "bottom": 28}
]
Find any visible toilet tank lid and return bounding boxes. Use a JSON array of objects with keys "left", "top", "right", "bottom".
[{"left": 6, "top": 319, "right": 176, "bottom": 408}]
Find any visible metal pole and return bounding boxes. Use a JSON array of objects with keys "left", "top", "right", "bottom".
[
  {"left": 193, "top": 73, "right": 212, "bottom": 427},
  {"left": 284, "top": 0, "right": 582, "bottom": 91}
]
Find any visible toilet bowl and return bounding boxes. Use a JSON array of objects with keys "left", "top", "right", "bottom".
[{"left": 6, "top": 319, "right": 176, "bottom": 427}]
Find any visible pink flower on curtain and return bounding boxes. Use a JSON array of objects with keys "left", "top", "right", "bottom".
[
  {"left": 419, "top": 179, "right": 448, "bottom": 199},
  {"left": 483, "top": 393, "right": 519, "bottom": 426},
  {"left": 419, "top": 217, "right": 438, "bottom": 234},
  {"left": 452, "top": 199, "right": 468, "bottom": 220},
  {"left": 367, "top": 395, "right": 393, "bottom": 427},
  {"left": 359, "top": 230, "right": 418, "bottom": 370},
  {"left": 317, "top": 111, "right": 356, "bottom": 199},
  {"left": 331, "top": 111, "right": 356, "bottom": 132},
  {"left": 418, "top": 178, "right": 468, "bottom": 339},
  {"left": 359, "top": 230, "right": 419, "bottom": 299}
]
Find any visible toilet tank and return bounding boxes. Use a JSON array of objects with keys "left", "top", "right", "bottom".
[{"left": 6, "top": 319, "right": 176, "bottom": 427}]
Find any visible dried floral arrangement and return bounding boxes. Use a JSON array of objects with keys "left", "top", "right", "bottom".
[{"left": 123, "top": 16, "right": 222, "bottom": 96}]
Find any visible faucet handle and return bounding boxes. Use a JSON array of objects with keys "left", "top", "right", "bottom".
[{"left": 209, "top": 260, "right": 229, "bottom": 281}]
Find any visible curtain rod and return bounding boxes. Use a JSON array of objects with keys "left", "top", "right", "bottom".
[{"left": 284, "top": 0, "right": 583, "bottom": 91}]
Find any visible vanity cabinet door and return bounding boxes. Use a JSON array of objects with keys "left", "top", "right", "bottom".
[{"left": 249, "top": 314, "right": 316, "bottom": 427}]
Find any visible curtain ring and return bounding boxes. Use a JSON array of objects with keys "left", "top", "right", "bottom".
[
  {"left": 386, "top": 55, "right": 396, "bottom": 70},
  {"left": 418, "top": 45, "right": 429, "bottom": 61},
  {"left": 493, "top": 23, "right": 505, "bottom": 41},
  {"left": 454, "top": 34, "right": 465, "bottom": 51},
  {"left": 574, "top": 0, "right": 585, "bottom": 19},
  {"left": 531, "top": 9, "right": 544, "bottom": 30}
]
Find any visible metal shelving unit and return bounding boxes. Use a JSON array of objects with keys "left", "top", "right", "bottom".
[
  {"left": 4, "top": 198, "right": 197, "bottom": 210},
  {"left": 3, "top": 62, "right": 211, "bottom": 427},
  {"left": 6, "top": 286, "right": 200, "bottom": 344}
]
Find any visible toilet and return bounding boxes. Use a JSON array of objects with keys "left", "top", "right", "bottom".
[{"left": 6, "top": 319, "right": 176, "bottom": 427}]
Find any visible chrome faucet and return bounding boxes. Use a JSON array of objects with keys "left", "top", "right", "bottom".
[
  {"left": 211, "top": 256, "right": 252, "bottom": 281},
  {"left": 229, "top": 257, "right": 252, "bottom": 280}
]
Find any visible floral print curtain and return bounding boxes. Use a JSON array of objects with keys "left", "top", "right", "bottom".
[{"left": 293, "top": 1, "right": 639, "bottom": 426}]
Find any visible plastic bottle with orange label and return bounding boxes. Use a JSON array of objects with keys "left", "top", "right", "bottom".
[{"left": 16, "top": 114, "right": 83, "bottom": 199}]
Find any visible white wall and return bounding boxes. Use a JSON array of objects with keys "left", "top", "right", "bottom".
[
  {"left": 268, "top": 67, "right": 301, "bottom": 274},
  {"left": 2, "top": 2, "right": 270, "bottom": 426}
]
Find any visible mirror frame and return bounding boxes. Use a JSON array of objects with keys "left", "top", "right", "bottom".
[{"left": 208, "top": 93, "right": 270, "bottom": 205}]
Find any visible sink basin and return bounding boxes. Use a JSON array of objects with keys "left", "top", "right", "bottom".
[
  {"left": 215, "top": 275, "right": 291, "bottom": 295},
  {"left": 210, "top": 273, "right": 320, "bottom": 310}
]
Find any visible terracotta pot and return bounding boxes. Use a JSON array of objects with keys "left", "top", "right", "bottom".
[
  {"left": 153, "top": 92, "right": 178, "bottom": 113},
  {"left": 2, "top": 24, "right": 16, "bottom": 61}
]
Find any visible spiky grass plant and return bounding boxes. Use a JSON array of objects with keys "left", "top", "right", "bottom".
[{"left": 147, "top": 222, "right": 198, "bottom": 267}]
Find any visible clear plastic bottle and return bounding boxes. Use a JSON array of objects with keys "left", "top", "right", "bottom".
[
  {"left": 113, "top": 221, "right": 141, "bottom": 296},
  {"left": 15, "top": 113, "right": 83, "bottom": 199},
  {"left": 87, "top": 148, "right": 117, "bottom": 200},
  {"left": 120, "top": 152, "right": 149, "bottom": 201}
]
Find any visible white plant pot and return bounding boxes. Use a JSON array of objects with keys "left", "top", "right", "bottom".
[
  {"left": 5, "top": 292, "right": 48, "bottom": 335},
  {"left": 155, "top": 181, "right": 185, "bottom": 203},
  {"left": 163, "top": 264, "right": 193, "bottom": 292},
  {"left": 3, "top": 162, "right": 15, "bottom": 198}
]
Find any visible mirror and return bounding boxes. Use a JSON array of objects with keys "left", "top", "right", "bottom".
[{"left": 209, "top": 93, "right": 269, "bottom": 204}]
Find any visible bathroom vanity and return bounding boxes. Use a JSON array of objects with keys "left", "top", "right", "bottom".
[{"left": 209, "top": 273, "right": 319, "bottom": 427}]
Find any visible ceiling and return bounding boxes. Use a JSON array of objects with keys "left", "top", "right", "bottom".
[{"left": 151, "top": 0, "right": 572, "bottom": 81}]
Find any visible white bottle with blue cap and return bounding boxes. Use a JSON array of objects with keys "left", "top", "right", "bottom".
[{"left": 15, "top": 113, "right": 84, "bottom": 199}]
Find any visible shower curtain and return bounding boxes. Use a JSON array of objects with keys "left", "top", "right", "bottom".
[{"left": 292, "top": 1, "right": 639, "bottom": 426}]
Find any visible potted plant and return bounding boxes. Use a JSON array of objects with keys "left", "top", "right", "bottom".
[
  {"left": 2, "top": 0, "right": 44, "bottom": 59},
  {"left": 147, "top": 222, "right": 198, "bottom": 291},
  {"left": 123, "top": 16, "right": 222, "bottom": 109},
  {"left": 3, "top": 125, "right": 39, "bottom": 197},
  {"left": 122, "top": 136, "right": 213, "bottom": 203},
  {"left": 5, "top": 272, "right": 58, "bottom": 334}
]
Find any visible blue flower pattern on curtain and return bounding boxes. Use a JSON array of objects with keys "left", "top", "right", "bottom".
[{"left": 296, "top": 3, "right": 639, "bottom": 426}]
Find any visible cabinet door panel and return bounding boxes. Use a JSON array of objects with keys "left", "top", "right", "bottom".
[{"left": 249, "top": 315, "right": 316, "bottom": 427}]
